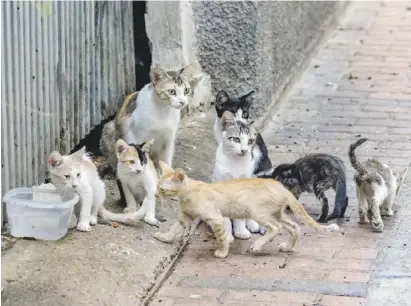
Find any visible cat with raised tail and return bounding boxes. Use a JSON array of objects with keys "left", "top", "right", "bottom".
[
  {"left": 349, "top": 138, "right": 398, "bottom": 232},
  {"left": 152, "top": 162, "right": 339, "bottom": 258},
  {"left": 212, "top": 111, "right": 265, "bottom": 241},
  {"left": 98, "top": 138, "right": 161, "bottom": 226},
  {"left": 48, "top": 147, "right": 106, "bottom": 232},
  {"left": 260, "top": 154, "right": 349, "bottom": 223}
]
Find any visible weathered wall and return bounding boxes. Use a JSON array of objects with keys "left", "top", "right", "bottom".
[
  {"left": 1, "top": 1, "right": 136, "bottom": 224},
  {"left": 191, "top": 1, "right": 342, "bottom": 118}
]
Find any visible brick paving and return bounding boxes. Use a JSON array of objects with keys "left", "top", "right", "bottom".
[{"left": 150, "top": 2, "right": 411, "bottom": 306}]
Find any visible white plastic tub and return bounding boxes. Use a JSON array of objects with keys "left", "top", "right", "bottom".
[{"left": 3, "top": 187, "right": 79, "bottom": 240}]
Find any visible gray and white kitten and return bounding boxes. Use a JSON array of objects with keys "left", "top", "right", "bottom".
[
  {"left": 212, "top": 111, "right": 265, "bottom": 241},
  {"left": 260, "top": 153, "right": 349, "bottom": 223},
  {"left": 213, "top": 90, "right": 273, "bottom": 176},
  {"left": 349, "top": 138, "right": 398, "bottom": 232}
]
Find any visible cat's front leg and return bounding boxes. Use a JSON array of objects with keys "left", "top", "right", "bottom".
[
  {"left": 233, "top": 219, "right": 251, "bottom": 239},
  {"left": 140, "top": 194, "right": 159, "bottom": 227},
  {"left": 90, "top": 181, "right": 106, "bottom": 225},
  {"left": 206, "top": 217, "right": 230, "bottom": 258},
  {"left": 122, "top": 183, "right": 138, "bottom": 213},
  {"left": 76, "top": 186, "right": 93, "bottom": 232},
  {"left": 369, "top": 198, "right": 384, "bottom": 232},
  {"left": 224, "top": 218, "right": 234, "bottom": 243},
  {"left": 162, "top": 137, "right": 175, "bottom": 167},
  {"left": 153, "top": 213, "right": 192, "bottom": 243},
  {"left": 246, "top": 219, "right": 260, "bottom": 233}
]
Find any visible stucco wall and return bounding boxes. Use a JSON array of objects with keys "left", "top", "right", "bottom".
[
  {"left": 145, "top": 1, "right": 343, "bottom": 120},
  {"left": 192, "top": 1, "right": 342, "bottom": 118}
]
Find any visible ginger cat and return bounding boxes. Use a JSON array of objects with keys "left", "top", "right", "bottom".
[{"left": 153, "top": 162, "right": 339, "bottom": 258}]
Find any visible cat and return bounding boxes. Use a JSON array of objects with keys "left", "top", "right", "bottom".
[
  {"left": 212, "top": 111, "right": 264, "bottom": 241},
  {"left": 47, "top": 147, "right": 106, "bottom": 232},
  {"left": 213, "top": 90, "right": 273, "bottom": 177},
  {"left": 98, "top": 138, "right": 161, "bottom": 226},
  {"left": 260, "top": 154, "right": 349, "bottom": 223},
  {"left": 152, "top": 162, "right": 339, "bottom": 258},
  {"left": 100, "top": 64, "right": 193, "bottom": 176},
  {"left": 349, "top": 138, "right": 398, "bottom": 232},
  {"left": 100, "top": 91, "right": 138, "bottom": 173}
]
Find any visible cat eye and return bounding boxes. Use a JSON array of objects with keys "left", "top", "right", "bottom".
[
  {"left": 76, "top": 173, "right": 81, "bottom": 178},
  {"left": 232, "top": 137, "right": 240, "bottom": 143},
  {"left": 184, "top": 87, "right": 190, "bottom": 95},
  {"left": 248, "top": 139, "right": 255, "bottom": 145},
  {"left": 242, "top": 111, "right": 248, "bottom": 118},
  {"left": 168, "top": 89, "right": 176, "bottom": 96},
  {"left": 64, "top": 175, "right": 70, "bottom": 179},
  {"left": 129, "top": 160, "right": 135, "bottom": 164}
]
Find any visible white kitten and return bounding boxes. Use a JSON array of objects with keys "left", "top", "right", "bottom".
[
  {"left": 48, "top": 147, "right": 106, "bottom": 232},
  {"left": 212, "top": 111, "right": 262, "bottom": 242},
  {"left": 98, "top": 138, "right": 160, "bottom": 226}
]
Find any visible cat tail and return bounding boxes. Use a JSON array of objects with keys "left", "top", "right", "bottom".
[
  {"left": 327, "top": 176, "right": 348, "bottom": 220},
  {"left": 115, "top": 91, "right": 139, "bottom": 135},
  {"left": 349, "top": 138, "right": 368, "bottom": 175},
  {"left": 286, "top": 196, "right": 339, "bottom": 232},
  {"left": 98, "top": 206, "right": 145, "bottom": 225}
]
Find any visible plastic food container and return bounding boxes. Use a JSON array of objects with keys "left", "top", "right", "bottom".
[{"left": 2, "top": 187, "right": 79, "bottom": 240}]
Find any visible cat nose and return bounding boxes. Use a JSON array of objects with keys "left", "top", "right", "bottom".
[
  {"left": 180, "top": 101, "right": 185, "bottom": 105},
  {"left": 72, "top": 184, "right": 77, "bottom": 188},
  {"left": 241, "top": 150, "right": 248, "bottom": 154}
]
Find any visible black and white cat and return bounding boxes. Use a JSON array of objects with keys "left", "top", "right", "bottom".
[{"left": 213, "top": 90, "right": 273, "bottom": 176}]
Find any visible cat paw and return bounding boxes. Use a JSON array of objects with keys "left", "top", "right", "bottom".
[
  {"left": 278, "top": 242, "right": 292, "bottom": 252},
  {"left": 77, "top": 221, "right": 91, "bottom": 232},
  {"left": 152, "top": 232, "right": 171, "bottom": 243},
  {"left": 213, "top": 249, "right": 229, "bottom": 258},
  {"left": 234, "top": 229, "right": 251, "bottom": 240},
  {"left": 316, "top": 215, "right": 328, "bottom": 223},
  {"left": 89, "top": 216, "right": 98, "bottom": 225},
  {"left": 358, "top": 217, "right": 370, "bottom": 224},
  {"left": 381, "top": 209, "right": 394, "bottom": 217},
  {"left": 144, "top": 216, "right": 160, "bottom": 227},
  {"left": 372, "top": 221, "right": 384, "bottom": 232},
  {"left": 250, "top": 243, "right": 262, "bottom": 253},
  {"left": 123, "top": 207, "right": 137, "bottom": 213},
  {"left": 259, "top": 227, "right": 267, "bottom": 235},
  {"left": 246, "top": 220, "right": 260, "bottom": 233}
]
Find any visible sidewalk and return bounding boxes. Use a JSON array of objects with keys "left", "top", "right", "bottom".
[{"left": 150, "top": 2, "right": 411, "bottom": 306}]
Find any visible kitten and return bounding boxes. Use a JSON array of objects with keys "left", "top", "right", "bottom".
[
  {"left": 100, "top": 64, "right": 193, "bottom": 176},
  {"left": 349, "top": 138, "right": 398, "bottom": 232},
  {"left": 152, "top": 162, "right": 339, "bottom": 258},
  {"left": 212, "top": 111, "right": 264, "bottom": 241},
  {"left": 48, "top": 147, "right": 106, "bottom": 232},
  {"left": 260, "top": 154, "right": 349, "bottom": 223},
  {"left": 213, "top": 90, "right": 273, "bottom": 176},
  {"left": 98, "top": 138, "right": 160, "bottom": 226}
]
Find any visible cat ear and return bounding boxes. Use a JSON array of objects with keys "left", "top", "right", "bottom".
[
  {"left": 48, "top": 151, "right": 63, "bottom": 168},
  {"left": 240, "top": 90, "right": 255, "bottom": 109},
  {"left": 70, "top": 146, "right": 86, "bottom": 162},
  {"left": 150, "top": 65, "right": 168, "bottom": 84},
  {"left": 221, "top": 111, "right": 236, "bottom": 130},
  {"left": 173, "top": 168, "right": 185, "bottom": 182},
  {"left": 215, "top": 90, "right": 230, "bottom": 108},
  {"left": 159, "top": 160, "right": 174, "bottom": 176},
  {"left": 141, "top": 138, "right": 155, "bottom": 153},
  {"left": 116, "top": 139, "right": 129, "bottom": 158}
]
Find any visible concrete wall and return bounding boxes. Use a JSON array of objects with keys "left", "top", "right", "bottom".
[{"left": 146, "top": 1, "right": 343, "bottom": 120}]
